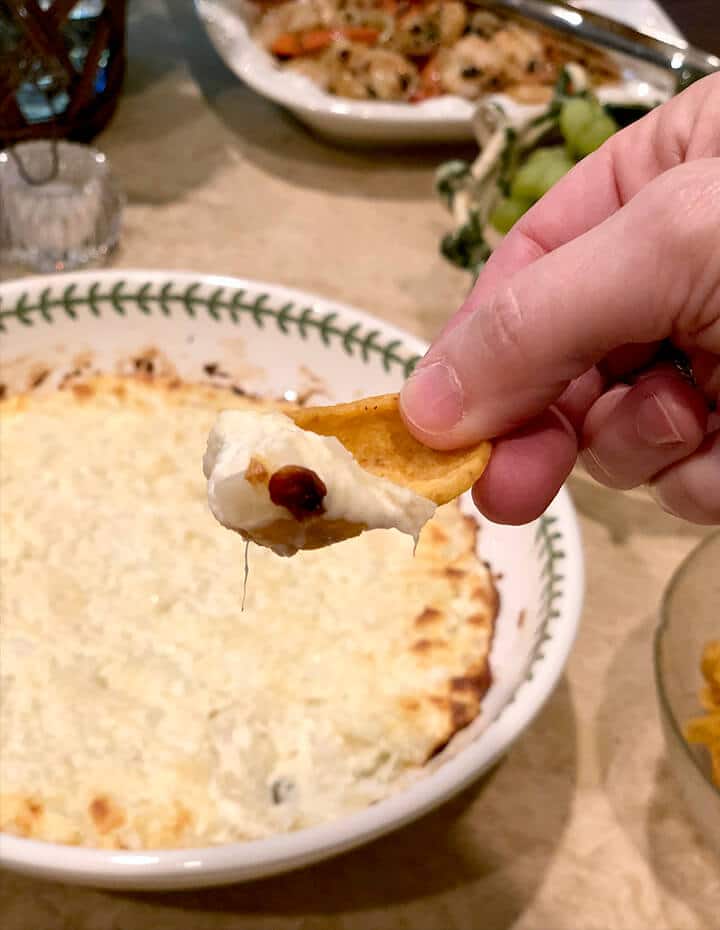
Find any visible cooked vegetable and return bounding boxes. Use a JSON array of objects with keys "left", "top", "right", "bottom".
[{"left": 271, "top": 27, "right": 380, "bottom": 58}]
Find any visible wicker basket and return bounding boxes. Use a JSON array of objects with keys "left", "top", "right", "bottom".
[{"left": 0, "top": 0, "right": 126, "bottom": 145}]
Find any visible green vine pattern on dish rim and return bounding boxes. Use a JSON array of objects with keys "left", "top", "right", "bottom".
[
  {"left": 529, "top": 516, "right": 565, "bottom": 675},
  {"left": 0, "top": 279, "right": 421, "bottom": 378},
  {"left": 0, "top": 277, "right": 565, "bottom": 692}
]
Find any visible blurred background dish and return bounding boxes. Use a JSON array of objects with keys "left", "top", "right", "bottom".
[
  {"left": 194, "top": 0, "right": 676, "bottom": 143},
  {"left": 655, "top": 532, "right": 720, "bottom": 859}
]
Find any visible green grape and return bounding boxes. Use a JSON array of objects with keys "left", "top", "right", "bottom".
[
  {"left": 524, "top": 145, "right": 569, "bottom": 164},
  {"left": 559, "top": 97, "right": 596, "bottom": 148},
  {"left": 488, "top": 196, "right": 532, "bottom": 234},
  {"left": 511, "top": 150, "right": 574, "bottom": 201},
  {"left": 573, "top": 114, "right": 618, "bottom": 156},
  {"left": 560, "top": 97, "right": 619, "bottom": 157}
]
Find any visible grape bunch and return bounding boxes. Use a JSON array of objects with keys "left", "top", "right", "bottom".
[{"left": 489, "top": 97, "right": 619, "bottom": 234}]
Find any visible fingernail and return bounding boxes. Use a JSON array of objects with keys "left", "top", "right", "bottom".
[
  {"left": 400, "top": 361, "right": 464, "bottom": 433},
  {"left": 636, "top": 394, "right": 684, "bottom": 446},
  {"left": 581, "top": 446, "right": 616, "bottom": 482}
]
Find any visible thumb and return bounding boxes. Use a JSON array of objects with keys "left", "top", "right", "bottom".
[{"left": 400, "top": 159, "right": 720, "bottom": 449}]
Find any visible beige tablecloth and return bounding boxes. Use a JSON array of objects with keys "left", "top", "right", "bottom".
[{"left": 2, "top": 2, "right": 718, "bottom": 927}]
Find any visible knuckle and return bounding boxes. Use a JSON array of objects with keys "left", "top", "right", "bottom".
[
  {"left": 642, "top": 161, "right": 720, "bottom": 341},
  {"left": 655, "top": 73, "right": 720, "bottom": 166},
  {"left": 651, "top": 160, "right": 720, "bottom": 240},
  {"left": 481, "top": 284, "right": 529, "bottom": 363}
]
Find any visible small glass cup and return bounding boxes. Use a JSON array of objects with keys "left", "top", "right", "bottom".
[
  {"left": 654, "top": 531, "right": 720, "bottom": 856},
  {"left": 0, "top": 140, "right": 124, "bottom": 275}
]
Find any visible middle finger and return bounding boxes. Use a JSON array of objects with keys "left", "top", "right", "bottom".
[{"left": 579, "top": 371, "right": 709, "bottom": 490}]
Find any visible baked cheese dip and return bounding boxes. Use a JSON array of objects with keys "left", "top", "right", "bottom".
[
  {"left": 0, "top": 375, "right": 497, "bottom": 849},
  {"left": 204, "top": 409, "right": 436, "bottom": 556}
]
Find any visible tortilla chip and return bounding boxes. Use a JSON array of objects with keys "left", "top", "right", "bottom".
[{"left": 289, "top": 394, "right": 491, "bottom": 505}]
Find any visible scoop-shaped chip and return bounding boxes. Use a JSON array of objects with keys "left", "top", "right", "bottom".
[{"left": 289, "top": 393, "right": 491, "bottom": 505}]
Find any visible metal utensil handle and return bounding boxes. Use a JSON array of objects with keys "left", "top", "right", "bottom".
[{"left": 476, "top": 0, "right": 720, "bottom": 80}]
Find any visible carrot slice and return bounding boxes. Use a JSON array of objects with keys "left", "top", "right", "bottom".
[
  {"left": 270, "top": 33, "right": 304, "bottom": 57},
  {"left": 340, "top": 26, "right": 379, "bottom": 44},
  {"left": 412, "top": 55, "right": 443, "bottom": 101},
  {"left": 299, "top": 29, "right": 336, "bottom": 53},
  {"left": 271, "top": 26, "right": 379, "bottom": 59}
]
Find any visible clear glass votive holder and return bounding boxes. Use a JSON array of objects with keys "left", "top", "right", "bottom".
[{"left": 0, "top": 140, "right": 124, "bottom": 275}]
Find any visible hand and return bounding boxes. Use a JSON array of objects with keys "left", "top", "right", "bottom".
[{"left": 400, "top": 73, "right": 720, "bottom": 526}]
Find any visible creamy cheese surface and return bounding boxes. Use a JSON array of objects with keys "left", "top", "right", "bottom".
[
  {"left": 0, "top": 378, "right": 496, "bottom": 850},
  {"left": 203, "top": 409, "right": 436, "bottom": 556}
]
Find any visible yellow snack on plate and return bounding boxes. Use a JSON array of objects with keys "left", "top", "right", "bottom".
[{"left": 686, "top": 640, "right": 720, "bottom": 787}]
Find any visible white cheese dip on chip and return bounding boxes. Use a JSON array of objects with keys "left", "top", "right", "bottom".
[{"left": 203, "top": 410, "right": 436, "bottom": 556}]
